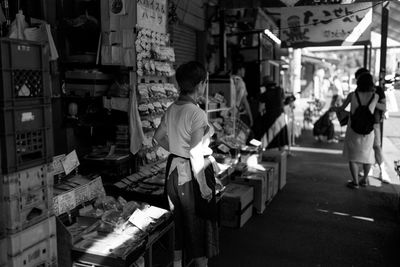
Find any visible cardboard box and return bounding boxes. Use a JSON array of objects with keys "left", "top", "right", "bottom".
[
  {"left": 257, "top": 161, "right": 279, "bottom": 198},
  {"left": 220, "top": 183, "right": 254, "bottom": 228},
  {"left": 231, "top": 171, "right": 272, "bottom": 214},
  {"left": 261, "top": 150, "right": 287, "bottom": 190}
]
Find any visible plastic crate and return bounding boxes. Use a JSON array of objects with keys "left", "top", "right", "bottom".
[
  {"left": 0, "top": 38, "right": 50, "bottom": 107},
  {"left": 0, "top": 217, "right": 57, "bottom": 267},
  {"left": 0, "top": 238, "right": 6, "bottom": 267},
  {"left": 0, "top": 104, "right": 53, "bottom": 173},
  {"left": 0, "top": 69, "right": 51, "bottom": 107},
  {"left": 0, "top": 38, "right": 49, "bottom": 70}
]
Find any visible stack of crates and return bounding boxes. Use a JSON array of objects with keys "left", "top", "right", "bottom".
[{"left": 0, "top": 38, "right": 57, "bottom": 266}]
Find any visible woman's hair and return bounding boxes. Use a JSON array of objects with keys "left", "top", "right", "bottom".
[
  {"left": 355, "top": 67, "right": 369, "bottom": 79},
  {"left": 356, "top": 72, "right": 374, "bottom": 92},
  {"left": 175, "top": 61, "right": 207, "bottom": 95}
]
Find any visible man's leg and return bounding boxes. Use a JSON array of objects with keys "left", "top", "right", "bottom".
[{"left": 373, "top": 123, "right": 389, "bottom": 182}]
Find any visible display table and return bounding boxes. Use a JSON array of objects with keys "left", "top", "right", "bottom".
[{"left": 71, "top": 216, "right": 174, "bottom": 267}]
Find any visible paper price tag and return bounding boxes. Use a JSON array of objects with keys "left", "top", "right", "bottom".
[
  {"left": 128, "top": 209, "right": 154, "bottom": 231},
  {"left": 52, "top": 154, "right": 66, "bottom": 175}
]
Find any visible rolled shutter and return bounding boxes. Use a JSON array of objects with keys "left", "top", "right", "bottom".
[{"left": 170, "top": 23, "right": 197, "bottom": 68}]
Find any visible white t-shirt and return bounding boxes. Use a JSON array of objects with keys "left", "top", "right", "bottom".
[{"left": 162, "top": 102, "right": 208, "bottom": 158}]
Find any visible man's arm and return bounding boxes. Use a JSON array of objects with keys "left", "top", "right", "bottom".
[
  {"left": 190, "top": 127, "right": 212, "bottom": 201},
  {"left": 153, "top": 119, "right": 169, "bottom": 150}
]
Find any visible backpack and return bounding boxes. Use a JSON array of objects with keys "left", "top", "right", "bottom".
[{"left": 350, "top": 92, "right": 375, "bottom": 135}]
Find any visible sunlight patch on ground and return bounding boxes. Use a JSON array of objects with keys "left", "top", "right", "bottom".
[
  {"left": 290, "top": 146, "right": 342, "bottom": 155},
  {"left": 316, "top": 209, "right": 375, "bottom": 222}
]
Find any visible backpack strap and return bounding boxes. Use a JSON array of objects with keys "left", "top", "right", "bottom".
[
  {"left": 355, "top": 91, "right": 362, "bottom": 106},
  {"left": 366, "top": 93, "right": 375, "bottom": 106}
]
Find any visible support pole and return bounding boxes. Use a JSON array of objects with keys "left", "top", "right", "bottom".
[
  {"left": 364, "top": 44, "right": 368, "bottom": 69},
  {"left": 379, "top": 2, "right": 389, "bottom": 146},
  {"left": 379, "top": 2, "right": 389, "bottom": 88},
  {"left": 219, "top": 9, "right": 226, "bottom": 72}
]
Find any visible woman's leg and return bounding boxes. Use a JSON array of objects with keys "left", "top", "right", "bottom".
[
  {"left": 194, "top": 257, "right": 208, "bottom": 267},
  {"left": 326, "top": 123, "right": 335, "bottom": 140},
  {"left": 349, "top": 161, "right": 359, "bottom": 185},
  {"left": 360, "top": 164, "right": 372, "bottom": 184},
  {"left": 174, "top": 250, "right": 183, "bottom": 267}
]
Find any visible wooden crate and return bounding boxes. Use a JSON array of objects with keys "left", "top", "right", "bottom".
[
  {"left": 231, "top": 171, "right": 270, "bottom": 214},
  {"left": 220, "top": 183, "right": 254, "bottom": 228},
  {"left": 261, "top": 150, "right": 287, "bottom": 190}
]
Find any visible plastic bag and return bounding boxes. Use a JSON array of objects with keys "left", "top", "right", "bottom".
[{"left": 9, "top": 10, "right": 28, "bottom": 39}]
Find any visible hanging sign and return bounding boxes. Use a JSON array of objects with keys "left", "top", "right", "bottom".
[
  {"left": 221, "top": 0, "right": 371, "bottom": 8},
  {"left": 136, "top": 0, "right": 167, "bottom": 34},
  {"left": 110, "top": 0, "right": 127, "bottom": 16},
  {"left": 280, "top": 2, "right": 372, "bottom": 48}
]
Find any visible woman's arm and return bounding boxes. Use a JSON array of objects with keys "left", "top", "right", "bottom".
[
  {"left": 375, "top": 97, "right": 386, "bottom": 112},
  {"left": 336, "top": 92, "right": 352, "bottom": 111},
  {"left": 190, "top": 127, "right": 212, "bottom": 201},
  {"left": 153, "top": 120, "right": 169, "bottom": 150}
]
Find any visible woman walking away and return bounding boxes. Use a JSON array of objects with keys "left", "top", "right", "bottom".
[
  {"left": 153, "top": 61, "right": 219, "bottom": 266},
  {"left": 336, "top": 72, "right": 379, "bottom": 189}
]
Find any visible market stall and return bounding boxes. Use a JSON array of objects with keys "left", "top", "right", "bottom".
[{"left": 0, "top": 1, "right": 290, "bottom": 267}]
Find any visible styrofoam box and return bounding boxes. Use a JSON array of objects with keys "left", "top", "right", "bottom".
[
  {"left": 7, "top": 236, "right": 57, "bottom": 267},
  {"left": 261, "top": 150, "right": 287, "bottom": 190},
  {"left": 230, "top": 172, "right": 268, "bottom": 214},
  {"left": 220, "top": 183, "right": 254, "bottom": 228},
  {"left": 1, "top": 164, "right": 53, "bottom": 196},
  {"left": 257, "top": 161, "right": 279, "bottom": 199},
  {"left": 1, "top": 165, "right": 54, "bottom": 234},
  {"left": 0, "top": 216, "right": 57, "bottom": 267}
]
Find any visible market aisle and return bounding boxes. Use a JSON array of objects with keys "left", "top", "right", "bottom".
[{"left": 209, "top": 130, "right": 400, "bottom": 267}]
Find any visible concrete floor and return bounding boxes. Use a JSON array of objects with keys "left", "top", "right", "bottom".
[{"left": 209, "top": 130, "right": 400, "bottom": 267}]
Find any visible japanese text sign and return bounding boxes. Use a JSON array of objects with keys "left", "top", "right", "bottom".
[
  {"left": 137, "top": 0, "right": 167, "bottom": 34},
  {"left": 280, "top": 2, "right": 372, "bottom": 48}
]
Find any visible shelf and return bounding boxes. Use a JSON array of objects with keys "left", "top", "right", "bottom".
[{"left": 206, "top": 107, "right": 232, "bottom": 113}]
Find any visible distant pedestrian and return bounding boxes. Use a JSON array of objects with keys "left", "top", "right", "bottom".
[
  {"left": 313, "top": 108, "right": 338, "bottom": 143},
  {"left": 336, "top": 72, "right": 379, "bottom": 189},
  {"left": 232, "top": 63, "right": 253, "bottom": 127}
]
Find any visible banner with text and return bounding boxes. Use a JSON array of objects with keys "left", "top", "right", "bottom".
[
  {"left": 280, "top": 2, "right": 372, "bottom": 48},
  {"left": 137, "top": 0, "right": 167, "bottom": 34}
]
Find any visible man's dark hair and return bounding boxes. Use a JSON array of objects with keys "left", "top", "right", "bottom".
[
  {"left": 232, "top": 63, "right": 244, "bottom": 75},
  {"left": 175, "top": 61, "right": 207, "bottom": 95},
  {"left": 355, "top": 67, "right": 369, "bottom": 79},
  {"left": 356, "top": 72, "right": 374, "bottom": 92}
]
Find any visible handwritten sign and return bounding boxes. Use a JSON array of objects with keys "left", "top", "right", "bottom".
[
  {"left": 280, "top": 2, "right": 372, "bottom": 48},
  {"left": 136, "top": 0, "right": 167, "bottom": 34},
  {"left": 61, "top": 150, "right": 80, "bottom": 175}
]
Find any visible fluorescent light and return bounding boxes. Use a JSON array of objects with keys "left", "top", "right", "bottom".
[{"left": 264, "top": 29, "right": 281, "bottom": 45}]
